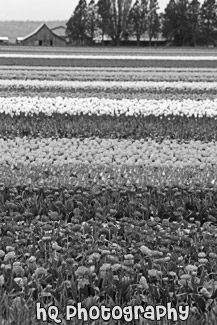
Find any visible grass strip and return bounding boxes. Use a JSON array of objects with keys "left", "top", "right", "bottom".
[{"left": 2, "top": 57, "right": 217, "bottom": 68}]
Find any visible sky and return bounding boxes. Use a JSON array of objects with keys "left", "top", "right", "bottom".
[{"left": 0, "top": 0, "right": 170, "bottom": 21}]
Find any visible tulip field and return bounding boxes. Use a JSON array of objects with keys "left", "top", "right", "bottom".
[{"left": 2, "top": 51, "right": 217, "bottom": 325}]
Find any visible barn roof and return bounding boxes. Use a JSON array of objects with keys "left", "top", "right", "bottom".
[
  {"left": 20, "top": 23, "right": 66, "bottom": 43},
  {"left": 51, "top": 25, "right": 66, "bottom": 31},
  {"left": 51, "top": 25, "right": 67, "bottom": 37}
]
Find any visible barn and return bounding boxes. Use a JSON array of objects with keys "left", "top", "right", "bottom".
[
  {"left": 51, "top": 25, "right": 69, "bottom": 43},
  {"left": 17, "top": 23, "right": 66, "bottom": 47},
  {"left": 95, "top": 33, "right": 167, "bottom": 46},
  {"left": 51, "top": 26, "right": 66, "bottom": 37}
]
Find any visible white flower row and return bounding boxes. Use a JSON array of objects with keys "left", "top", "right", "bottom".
[
  {"left": 1, "top": 96, "right": 217, "bottom": 118},
  {"left": 1, "top": 54, "right": 217, "bottom": 60},
  {"left": 1, "top": 79, "right": 217, "bottom": 91},
  {"left": 0, "top": 137, "right": 216, "bottom": 168}
]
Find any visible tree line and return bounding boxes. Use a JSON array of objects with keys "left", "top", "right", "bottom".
[{"left": 66, "top": 0, "right": 217, "bottom": 46}]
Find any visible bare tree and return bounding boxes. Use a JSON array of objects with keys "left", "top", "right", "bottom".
[
  {"left": 188, "top": 0, "right": 200, "bottom": 47},
  {"left": 97, "top": 0, "right": 133, "bottom": 46},
  {"left": 86, "top": 0, "right": 99, "bottom": 43},
  {"left": 147, "top": 0, "right": 160, "bottom": 45},
  {"left": 127, "top": 0, "right": 148, "bottom": 46}
]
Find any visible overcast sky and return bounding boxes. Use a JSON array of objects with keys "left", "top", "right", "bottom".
[{"left": 0, "top": 0, "right": 170, "bottom": 21}]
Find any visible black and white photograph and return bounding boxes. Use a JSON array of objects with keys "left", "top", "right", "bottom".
[{"left": 0, "top": 0, "right": 216, "bottom": 324}]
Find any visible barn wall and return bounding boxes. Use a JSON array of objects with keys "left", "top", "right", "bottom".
[{"left": 22, "top": 25, "right": 66, "bottom": 47}]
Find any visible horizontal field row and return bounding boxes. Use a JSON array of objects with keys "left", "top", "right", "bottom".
[
  {"left": 2, "top": 91, "right": 217, "bottom": 101},
  {"left": 2, "top": 67, "right": 217, "bottom": 82},
  {"left": 3, "top": 47, "right": 217, "bottom": 55},
  {"left": 0, "top": 182, "right": 216, "bottom": 322},
  {"left": 1, "top": 137, "right": 217, "bottom": 168},
  {"left": 4, "top": 54, "right": 217, "bottom": 59},
  {"left": 0, "top": 163, "right": 216, "bottom": 191},
  {"left": 1, "top": 97, "right": 217, "bottom": 118},
  {"left": 2, "top": 113, "right": 217, "bottom": 142},
  {"left": 2, "top": 80, "right": 217, "bottom": 93},
  {"left": 3, "top": 57, "right": 217, "bottom": 68}
]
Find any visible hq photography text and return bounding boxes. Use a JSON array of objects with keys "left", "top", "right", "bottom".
[{"left": 36, "top": 302, "right": 190, "bottom": 323}]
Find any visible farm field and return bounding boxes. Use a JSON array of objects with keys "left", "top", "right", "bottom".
[
  {"left": 2, "top": 45, "right": 217, "bottom": 55},
  {"left": 2, "top": 46, "right": 217, "bottom": 67},
  {"left": 1, "top": 49, "right": 217, "bottom": 325}
]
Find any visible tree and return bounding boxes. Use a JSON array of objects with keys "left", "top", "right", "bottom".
[
  {"left": 66, "top": 0, "right": 88, "bottom": 42},
  {"left": 200, "top": 0, "right": 217, "bottom": 47},
  {"left": 97, "top": 0, "right": 111, "bottom": 44},
  {"left": 86, "top": 0, "right": 99, "bottom": 43},
  {"left": 147, "top": 0, "right": 160, "bottom": 45},
  {"left": 162, "top": 0, "right": 178, "bottom": 42},
  {"left": 176, "top": 0, "right": 190, "bottom": 45},
  {"left": 162, "top": 0, "right": 190, "bottom": 46},
  {"left": 188, "top": 0, "right": 200, "bottom": 47},
  {"left": 127, "top": 0, "right": 148, "bottom": 46},
  {"left": 97, "top": 0, "right": 133, "bottom": 46}
]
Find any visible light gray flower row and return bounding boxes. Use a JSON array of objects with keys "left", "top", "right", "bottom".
[{"left": 1, "top": 96, "right": 217, "bottom": 117}]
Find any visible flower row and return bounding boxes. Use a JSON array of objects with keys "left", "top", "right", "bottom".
[
  {"left": 1, "top": 137, "right": 217, "bottom": 168},
  {"left": 1, "top": 79, "right": 217, "bottom": 91},
  {"left": 1, "top": 67, "right": 217, "bottom": 82},
  {"left": 2, "top": 54, "right": 217, "bottom": 60},
  {"left": 3, "top": 91, "right": 217, "bottom": 101},
  {"left": 2, "top": 112, "right": 217, "bottom": 141},
  {"left": 0, "top": 183, "right": 216, "bottom": 322},
  {"left": 2, "top": 96, "right": 217, "bottom": 117}
]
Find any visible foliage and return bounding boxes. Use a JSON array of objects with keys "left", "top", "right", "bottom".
[
  {"left": 99, "top": 0, "right": 133, "bottom": 46},
  {"left": 0, "top": 180, "right": 217, "bottom": 323},
  {"left": 162, "top": 0, "right": 217, "bottom": 46},
  {"left": 1, "top": 113, "right": 217, "bottom": 142},
  {"left": 64, "top": 0, "right": 217, "bottom": 46},
  {"left": 188, "top": 0, "right": 201, "bottom": 47},
  {"left": 97, "top": 0, "right": 112, "bottom": 42},
  {"left": 200, "top": 0, "right": 217, "bottom": 46},
  {"left": 162, "top": 0, "right": 190, "bottom": 46},
  {"left": 127, "top": 0, "right": 148, "bottom": 45},
  {"left": 86, "top": 0, "right": 99, "bottom": 42},
  {"left": 146, "top": 0, "right": 160, "bottom": 43},
  {"left": 66, "top": 0, "right": 89, "bottom": 42}
]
